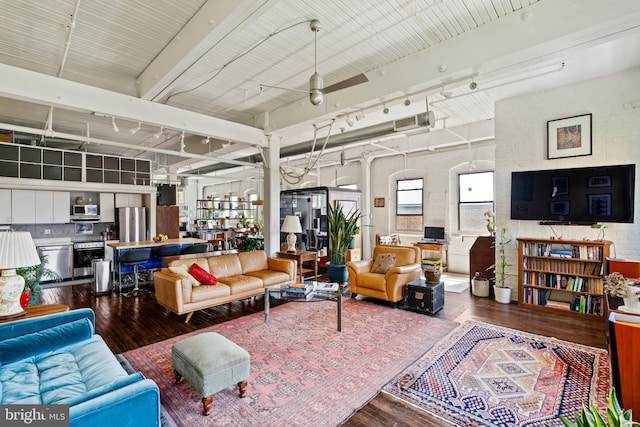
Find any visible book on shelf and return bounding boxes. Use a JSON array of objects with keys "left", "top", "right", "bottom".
[{"left": 545, "top": 300, "right": 571, "bottom": 311}]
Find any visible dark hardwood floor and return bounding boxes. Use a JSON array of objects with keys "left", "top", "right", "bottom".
[{"left": 38, "top": 277, "right": 607, "bottom": 426}]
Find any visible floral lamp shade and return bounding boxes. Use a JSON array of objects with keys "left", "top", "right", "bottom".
[{"left": 0, "top": 231, "right": 41, "bottom": 318}]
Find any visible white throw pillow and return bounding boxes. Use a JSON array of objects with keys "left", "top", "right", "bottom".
[{"left": 169, "top": 264, "right": 202, "bottom": 287}]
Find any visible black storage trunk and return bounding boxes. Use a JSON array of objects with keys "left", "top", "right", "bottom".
[{"left": 406, "top": 279, "right": 444, "bottom": 314}]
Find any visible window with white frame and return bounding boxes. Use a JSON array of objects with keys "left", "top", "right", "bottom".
[
  {"left": 395, "top": 178, "right": 423, "bottom": 231},
  {"left": 458, "top": 171, "right": 494, "bottom": 232}
]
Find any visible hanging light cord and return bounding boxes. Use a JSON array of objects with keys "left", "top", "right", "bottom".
[
  {"left": 165, "top": 19, "right": 311, "bottom": 103},
  {"left": 280, "top": 119, "right": 335, "bottom": 185}
]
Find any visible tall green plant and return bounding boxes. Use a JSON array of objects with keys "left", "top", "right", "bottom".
[
  {"left": 327, "top": 204, "right": 360, "bottom": 265},
  {"left": 488, "top": 222, "right": 512, "bottom": 288}
]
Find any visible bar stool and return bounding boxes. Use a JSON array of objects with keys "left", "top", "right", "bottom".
[
  {"left": 120, "top": 248, "right": 152, "bottom": 297},
  {"left": 153, "top": 243, "right": 181, "bottom": 258},
  {"left": 180, "top": 243, "right": 209, "bottom": 255}
]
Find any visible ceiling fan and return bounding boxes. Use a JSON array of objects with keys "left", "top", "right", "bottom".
[{"left": 260, "top": 19, "right": 368, "bottom": 106}]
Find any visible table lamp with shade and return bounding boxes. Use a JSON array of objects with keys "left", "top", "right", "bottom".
[
  {"left": 0, "top": 231, "right": 41, "bottom": 319},
  {"left": 281, "top": 215, "right": 302, "bottom": 252}
]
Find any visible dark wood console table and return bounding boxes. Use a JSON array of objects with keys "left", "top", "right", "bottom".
[{"left": 469, "top": 235, "right": 495, "bottom": 296}]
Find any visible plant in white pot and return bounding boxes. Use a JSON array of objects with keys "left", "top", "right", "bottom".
[
  {"left": 604, "top": 272, "right": 640, "bottom": 313},
  {"left": 488, "top": 222, "right": 512, "bottom": 304}
]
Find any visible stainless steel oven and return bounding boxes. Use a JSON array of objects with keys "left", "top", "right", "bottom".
[{"left": 73, "top": 241, "right": 105, "bottom": 277}]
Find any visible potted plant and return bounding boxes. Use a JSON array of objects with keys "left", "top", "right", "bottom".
[
  {"left": 16, "top": 254, "right": 60, "bottom": 306},
  {"left": 348, "top": 226, "right": 360, "bottom": 249},
  {"left": 238, "top": 213, "right": 248, "bottom": 228},
  {"left": 558, "top": 388, "right": 636, "bottom": 427},
  {"left": 604, "top": 272, "right": 640, "bottom": 313},
  {"left": 237, "top": 237, "right": 261, "bottom": 252},
  {"left": 327, "top": 204, "right": 360, "bottom": 284},
  {"left": 488, "top": 222, "right": 512, "bottom": 304}
]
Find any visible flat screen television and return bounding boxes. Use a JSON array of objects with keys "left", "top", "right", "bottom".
[
  {"left": 510, "top": 164, "right": 635, "bottom": 224},
  {"left": 424, "top": 226, "right": 446, "bottom": 241}
]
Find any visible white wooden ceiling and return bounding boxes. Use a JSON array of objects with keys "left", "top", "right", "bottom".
[{"left": 0, "top": 0, "right": 638, "bottom": 182}]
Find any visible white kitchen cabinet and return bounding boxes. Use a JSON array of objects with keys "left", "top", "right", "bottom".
[
  {"left": 100, "top": 192, "right": 115, "bottom": 222},
  {"left": 11, "top": 190, "right": 36, "bottom": 224},
  {"left": 115, "top": 193, "right": 143, "bottom": 208},
  {"left": 0, "top": 189, "right": 11, "bottom": 223},
  {"left": 35, "top": 191, "right": 70, "bottom": 224}
]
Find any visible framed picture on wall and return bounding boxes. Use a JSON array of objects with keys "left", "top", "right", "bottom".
[
  {"left": 547, "top": 114, "right": 592, "bottom": 159},
  {"left": 336, "top": 200, "right": 357, "bottom": 216}
]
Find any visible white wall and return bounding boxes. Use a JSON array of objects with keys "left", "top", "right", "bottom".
[
  {"left": 495, "top": 67, "right": 640, "bottom": 297},
  {"left": 361, "top": 141, "right": 496, "bottom": 273}
]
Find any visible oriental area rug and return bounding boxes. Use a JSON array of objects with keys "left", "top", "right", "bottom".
[
  {"left": 383, "top": 320, "right": 611, "bottom": 427},
  {"left": 120, "top": 299, "right": 458, "bottom": 427}
]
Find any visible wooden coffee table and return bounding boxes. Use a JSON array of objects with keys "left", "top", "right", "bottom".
[{"left": 0, "top": 304, "right": 69, "bottom": 323}]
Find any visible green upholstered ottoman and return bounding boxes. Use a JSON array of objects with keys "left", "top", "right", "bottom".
[{"left": 172, "top": 332, "right": 250, "bottom": 416}]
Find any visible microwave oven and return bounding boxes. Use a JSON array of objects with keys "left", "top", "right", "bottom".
[{"left": 71, "top": 204, "right": 100, "bottom": 222}]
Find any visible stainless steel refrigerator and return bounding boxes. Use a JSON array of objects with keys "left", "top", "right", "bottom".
[{"left": 118, "top": 207, "right": 147, "bottom": 242}]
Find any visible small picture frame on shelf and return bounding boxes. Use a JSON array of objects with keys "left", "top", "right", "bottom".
[
  {"left": 587, "top": 175, "right": 611, "bottom": 188},
  {"left": 547, "top": 114, "right": 592, "bottom": 159}
]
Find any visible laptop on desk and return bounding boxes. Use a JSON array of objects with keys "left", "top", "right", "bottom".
[
  {"left": 418, "top": 239, "right": 447, "bottom": 245},
  {"left": 421, "top": 226, "right": 446, "bottom": 244}
]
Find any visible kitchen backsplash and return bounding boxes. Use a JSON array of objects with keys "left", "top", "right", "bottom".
[{"left": 12, "top": 222, "right": 116, "bottom": 242}]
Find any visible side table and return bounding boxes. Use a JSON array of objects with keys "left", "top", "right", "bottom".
[
  {"left": 0, "top": 304, "right": 70, "bottom": 324},
  {"left": 276, "top": 251, "right": 318, "bottom": 282}
]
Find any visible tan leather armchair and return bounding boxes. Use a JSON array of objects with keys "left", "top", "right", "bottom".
[{"left": 347, "top": 245, "right": 421, "bottom": 306}]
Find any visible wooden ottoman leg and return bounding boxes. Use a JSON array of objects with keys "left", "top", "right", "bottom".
[
  {"left": 174, "top": 370, "right": 183, "bottom": 384},
  {"left": 202, "top": 396, "right": 213, "bottom": 416},
  {"left": 238, "top": 380, "right": 248, "bottom": 398}
]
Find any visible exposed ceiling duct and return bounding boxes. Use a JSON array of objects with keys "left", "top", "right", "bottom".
[{"left": 188, "top": 110, "right": 447, "bottom": 176}]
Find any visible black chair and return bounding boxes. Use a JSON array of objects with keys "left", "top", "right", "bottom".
[
  {"left": 180, "top": 243, "right": 209, "bottom": 255},
  {"left": 119, "top": 248, "right": 152, "bottom": 297},
  {"left": 153, "top": 243, "right": 181, "bottom": 258}
]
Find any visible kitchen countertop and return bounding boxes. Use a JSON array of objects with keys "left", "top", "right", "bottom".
[
  {"left": 107, "top": 237, "right": 206, "bottom": 250},
  {"left": 32, "top": 238, "right": 73, "bottom": 246}
]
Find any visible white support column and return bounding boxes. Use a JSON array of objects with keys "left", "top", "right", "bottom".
[
  {"left": 360, "top": 157, "right": 372, "bottom": 260},
  {"left": 263, "top": 135, "right": 281, "bottom": 256}
]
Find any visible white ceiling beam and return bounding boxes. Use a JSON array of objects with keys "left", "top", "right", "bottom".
[
  {"left": 265, "top": 0, "right": 640, "bottom": 133},
  {"left": 0, "top": 63, "right": 268, "bottom": 147},
  {"left": 137, "top": 0, "right": 270, "bottom": 101}
]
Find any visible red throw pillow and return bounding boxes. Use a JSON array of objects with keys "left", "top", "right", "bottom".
[{"left": 188, "top": 263, "right": 218, "bottom": 286}]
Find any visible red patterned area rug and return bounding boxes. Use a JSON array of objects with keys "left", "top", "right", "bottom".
[
  {"left": 121, "top": 299, "right": 458, "bottom": 427},
  {"left": 383, "top": 320, "right": 610, "bottom": 427}
]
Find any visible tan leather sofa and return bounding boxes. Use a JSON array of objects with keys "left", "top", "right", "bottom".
[
  {"left": 153, "top": 251, "right": 295, "bottom": 322},
  {"left": 347, "top": 245, "right": 421, "bottom": 306}
]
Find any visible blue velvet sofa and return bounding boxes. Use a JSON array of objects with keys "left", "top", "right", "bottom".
[{"left": 0, "top": 308, "right": 160, "bottom": 427}]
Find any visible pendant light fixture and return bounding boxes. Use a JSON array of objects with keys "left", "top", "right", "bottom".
[{"left": 251, "top": 165, "right": 264, "bottom": 206}]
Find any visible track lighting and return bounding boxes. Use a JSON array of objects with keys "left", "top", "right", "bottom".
[
  {"left": 346, "top": 115, "right": 354, "bottom": 127},
  {"left": 129, "top": 122, "right": 141, "bottom": 134},
  {"left": 404, "top": 98, "right": 411, "bottom": 106},
  {"left": 355, "top": 110, "right": 365, "bottom": 121},
  {"left": 111, "top": 117, "right": 118, "bottom": 132},
  {"left": 383, "top": 104, "right": 389, "bottom": 114},
  {"left": 201, "top": 136, "right": 210, "bottom": 145},
  {"left": 469, "top": 79, "right": 478, "bottom": 90}
]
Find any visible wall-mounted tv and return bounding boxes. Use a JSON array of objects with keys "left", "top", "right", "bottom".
[{"left": 511, "top": 164, "right": 635, "bottom": 224}]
